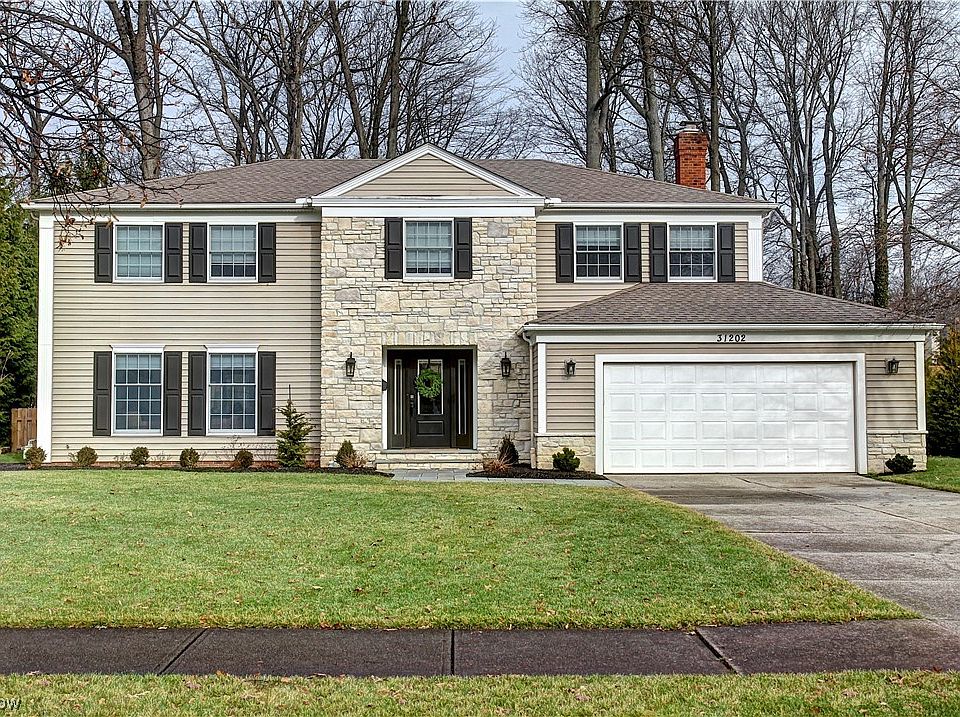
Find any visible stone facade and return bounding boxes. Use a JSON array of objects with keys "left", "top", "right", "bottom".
[
  {"left": 867, "top": 431, "right": 928, "bottom": 473},
  {"left": 534, "top": 435, "right": 597, "bottom": 472},
  {"left": 319, "top": 215, "right": 538, "bottom": 467}
]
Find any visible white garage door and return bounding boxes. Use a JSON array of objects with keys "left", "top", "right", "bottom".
[{"left": 602, "top": 361, "right": 856, "bottom": 474}]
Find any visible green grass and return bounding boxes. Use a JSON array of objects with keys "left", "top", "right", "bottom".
[
  {"left": 0, "top": 451, "right": 22, "bottom": 464},
  {"left": 0, "top": 673, "right": 958, "bottom": 716},
  {"left": 873, "top": 456, "right": 960, "bottom": 493},
  {"left": 0, "top": 470, "right": 908, "bottom": 628}
]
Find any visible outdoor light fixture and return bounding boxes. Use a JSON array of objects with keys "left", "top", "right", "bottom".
[
  {"left": 500, "top": 353, "right": 512, "bottom": 378},
  {"left": 886, "top": 357, "right": 900, "bottom": 375},
  {"left": 565, "top": 359, "right": 577, "bottom": 377},
  {"left": 345, "top": 352, "right": 356, "bottom": 378}
]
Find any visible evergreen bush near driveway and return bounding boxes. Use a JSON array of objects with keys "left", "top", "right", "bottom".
[
  {"left": 277, "top": 400, "right": 312, "bottom": 468},
  {"left": 927, "top": 328, "right": 960, "bottom": 456}
]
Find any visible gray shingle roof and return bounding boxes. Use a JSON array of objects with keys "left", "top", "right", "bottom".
[
  {"left": 30, "top": 157, "right": 765, "bottom": 207},
  {"left": 532, "top": 282, "right": 932, "bottom": 325}
]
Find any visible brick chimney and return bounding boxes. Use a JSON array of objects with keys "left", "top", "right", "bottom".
[{"left": 674, "top": 120, "right": 708, "bottom": 190}]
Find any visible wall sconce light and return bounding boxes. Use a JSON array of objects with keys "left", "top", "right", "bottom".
[
  {"left": 345, "top": 352, "right": 356, "bottom": 378},
  {"left": 500, "top": 352, "right": 512, "bottom": 378},
  {"left": 565, "top": 359, "right": 577, "bottom": 377},
  {"left": 886, "top": 357, "right": 900, "bottom": 375}
]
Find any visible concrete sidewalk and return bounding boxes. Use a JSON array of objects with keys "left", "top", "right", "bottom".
[{"left": 0, "top": 620, "right": 958, "bottom": 677}]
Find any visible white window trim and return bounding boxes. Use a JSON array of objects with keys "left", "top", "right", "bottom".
[
  {"left": 205, "top": 347, "right": 258, "bottom": 437},
  {"left": 113, "top": 220, "right": 165, "bottom": 284},
  {"left": 402, "top": 218, "right": 455, "bottom": 282},
  {"left": 111, "top": 345, "right": 165, "bottom": 437},
  {"left": 208, "top": 223, "right": 259, "bottom": 284},
  {"left": 573, "top": 223, "right": 625, "bottom": 283},
  {"left": 667, "top": 222, "right": 717, "bottom": 283}
]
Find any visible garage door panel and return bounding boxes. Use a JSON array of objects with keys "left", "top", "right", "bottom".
[{"left": 602, "top": 360, "right": 856, "bottom": 474}]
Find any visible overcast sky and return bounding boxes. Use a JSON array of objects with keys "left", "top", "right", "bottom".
[{"left": 476, "top": 0, "right": 526, "bottom": 87}]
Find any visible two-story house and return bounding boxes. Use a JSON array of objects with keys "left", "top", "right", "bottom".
[{"left": 28, "top": 129, "right": 936, "bottom": 475}]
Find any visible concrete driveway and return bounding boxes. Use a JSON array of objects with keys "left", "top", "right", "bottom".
[{"left": 613, "top": 473, "right": 960, "bottom": 635}]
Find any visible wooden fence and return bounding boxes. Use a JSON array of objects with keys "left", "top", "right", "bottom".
[{"left": 10, "top": 407, "right": 37, "bottom": 451}]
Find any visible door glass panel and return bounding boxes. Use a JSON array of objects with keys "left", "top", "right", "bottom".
[
  {"left": 393, "top": 358, "right": 403, "bottom": 435},
  {"left": 417, "top": 359, "right": 443, "bottom": 415}
]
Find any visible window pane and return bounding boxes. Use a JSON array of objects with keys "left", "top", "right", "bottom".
[
  {"left": 208, "top": 353, "right": 256, "bottom": 431},
  {"left": 115, "top": 225, "right": 162, "bottom": 279},
  {"left": 669, "top": 225, "right": 716, "bottom": 278},
  {"left": 210, "top": 225, "right": 257, "bottom": 278},
  {"left": 405, "top": 221, "right": 453, "bottom": 276},
  {"left": 114, "top": 353, "right": 162, "bottom": 432},
  {"left": 575, "top": 225, "right": 622, "bottom": 279}
]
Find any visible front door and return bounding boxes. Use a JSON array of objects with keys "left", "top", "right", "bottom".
[{"left": 387, "top": 349, "right": 473, "bottom": 449}]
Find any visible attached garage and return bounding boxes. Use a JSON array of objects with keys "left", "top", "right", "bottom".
[{"left": 598, "top": 355, "right": 863, "bottom": 474}]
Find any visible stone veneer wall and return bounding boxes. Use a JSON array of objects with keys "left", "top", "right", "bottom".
[
  {"left": 534, "top": 435, "right": 597, "bottom": 472},
  {"left": 319, "top": 216, "right": 538, "bottom": 466},
  {"left": 867, "top": 431, "right": 927, "bottom": 473}
]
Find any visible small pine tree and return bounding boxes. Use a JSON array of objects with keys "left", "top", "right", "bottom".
[
  {"left": 928, "top": 329, "right": 960, "bottom": 457},
  {"left": 277, "top": 399, "right": 312, "bottom": 468}
]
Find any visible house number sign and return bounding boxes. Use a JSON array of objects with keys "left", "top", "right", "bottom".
[{"left": 716, "top": 333, "right": 747, "bottom": 343}]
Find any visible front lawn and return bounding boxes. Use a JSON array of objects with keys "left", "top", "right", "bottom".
[
  {"left": 1, "top": 673, "right": 957, "bottom": 717},
  {"left": 0, "top": 470, "right": 906, "bottom": 628},
  {"left": 0, "top": 451, "right": 22, "bottom": 464},
  {"left": 873, "top": 456, "right": 960, "bottom": 493}
]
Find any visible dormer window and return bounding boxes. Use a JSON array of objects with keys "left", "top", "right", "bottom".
[
  {"left": 669, "top": 225, "right": 716, "bottom": 280},
  {"left": 575, "top": 225, "right": 622, "bottom": 281}
]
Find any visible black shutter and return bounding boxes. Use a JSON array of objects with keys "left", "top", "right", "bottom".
[
  {"left": 717, "top": 223, "right": 736, "bottom": 283},
  {"left": 649, "top": 223, "right": 668, "bottom": 283},
  {"left": 624, "top": 223, "right": 642, "bottom": 282},
  {"left": 187, "top": 351, "right": 206, "bottom": 436},
  {"left": 555, "top": 223, "right": 574, "bottom": 283},
  {"left": 384, "top": 218, "right": 403, "bottom": 278},
  {"left": 92, "top": 351, "right": 112, "bottom": 436},
  {"left": 188, "top": 223, "right": 207, "bottom": 283},
  {"left": 163, "top": 351, "right": 182, "bottom": 436},
  {"left": 454, "top": 218, "right": 472, "bottom": 279},
  {"left": 258, "top": 223, "right": 277, "bottom": 283},
  {"left": 94, "top": 223, "right": 112, "bottom": 283},
  {"left": 164, "top": 223, "right": 183, "bottom": 283},
  {"left": 257, "top": 351, "right": 277, "bottom": 436}
]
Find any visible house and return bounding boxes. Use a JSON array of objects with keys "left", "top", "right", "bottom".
[{"left": 27, "top": 128, "right": 937, "bottom": 474}]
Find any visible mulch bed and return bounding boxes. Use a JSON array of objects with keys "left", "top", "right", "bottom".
[{"left": 467, "top": 463, "right": 607, "bottom": 481}]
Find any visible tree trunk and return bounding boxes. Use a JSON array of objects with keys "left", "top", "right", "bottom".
[
  {"left": 637, "top": 0, "right": 664, "bottom": 180},
  {"left": 386, "top": 1, "right": 410, "bottom": 159},
  {"left": 583, "top": 1, "right": 604, "bottom": 169}
]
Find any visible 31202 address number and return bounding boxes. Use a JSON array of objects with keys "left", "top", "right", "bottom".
[{"left": 716, "top": 333, "right": 746, "bottom": 343}]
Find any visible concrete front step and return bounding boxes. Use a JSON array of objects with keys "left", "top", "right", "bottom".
[{"left": 377, "top": 450, "right": 483, "bottom": 472}]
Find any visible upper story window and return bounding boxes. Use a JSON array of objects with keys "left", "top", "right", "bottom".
[
  {"left": 669, "top": 225, "right": 715, "bottom": 280},
  {"left": 114, "top": 352, "right": 162, "bottom": 433},
  {"left": 115, "top": 225, "right": 162, "bottom": 280},
  {"left": 575, "top": 225, "right": 622, "bottom": 280},
  {"left": 210, "top": 225, "right": 257, "bottom": 280},
  {"left": 404, "top": 220, "right": 453, "bottom": 278},
  {"left": 208, "top": 352, "right": 256, "bottom": 433}
]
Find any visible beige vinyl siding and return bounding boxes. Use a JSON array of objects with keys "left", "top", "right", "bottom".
[
  {"left": 50, "top": 221, "right": 322, "bottom": 463},
  {"left": 343, "top": 155, "right": 514, "bottom": 197},
  {"left": 735, "top": 222, "right": 749, "bottom": 282},
  {"left": 543, "top": 342, "right": 918, "bottom": 435}
]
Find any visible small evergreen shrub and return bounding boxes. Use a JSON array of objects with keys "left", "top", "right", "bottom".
[
  {"left": 497, "top": 435, "right": 519, "bottom": 466},
  {"left": 927, "top": 328, "right": 960, "bottom": 456},
  {"left": 886, "top": 453, "right": 915, "bottom": 474},
  {"left": 335, "top": 440, "right": 356, "bottom": 468},
  {"left": 129, "top": 446, "right": 150, "bottom": 467},
  {"left": 232, "top": 449, "right": 254, "bottom": 470},
  {"left": 552, "top": 446, "right": 580, "bottom": 472},
  {"left": 24, "top": 445, "right": 46, "bottom": 469},
  {"left": 179, "top": 448, "right": 200, "bottom": 469},
  {"left": 69, "top": 446, "right": 98, "bottom": 468},
  {"left": 277, "top": 399, "right": 312, "bottom": 469}
]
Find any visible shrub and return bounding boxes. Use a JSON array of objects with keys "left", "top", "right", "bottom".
[
  {"left": 341, "top": 451, "right": 367, "bottom": 470},
  {"left": 552, "top": 446, "right": 580, "bottom": 472},
  {"left": 277, "top": 399, "right": 312, "bottom": 469},
  {"left": 927, "top": 328, "right": 960, "bottom": 456},
  {"left": 69, "top": 446, "right": 98, "bottom": 468},
  {"left": 886, "top": 453, "right": 916, "bottom": 474},
  {"left": 179, "top": 448, "right": 200, "bottom": 469},
  {"left": 129, "top": 446, "right": 150, "bottom": 467},
  {"left": 232, "top": 449, "right": 254, "bottom": 470},
  {"left": 482, "top": 456, "right": 511, "bottom": 474},
  {"left": 335, "top": 440, "right": 356, "bottom": 468},
  {"left": 497, "top": 435, "right": 519, "bottom": 466},
  {"left": 24, "top": 445, "right": 45, "bottom": 469}
]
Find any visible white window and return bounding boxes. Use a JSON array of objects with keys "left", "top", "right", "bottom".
[
  {"left": 404, "top": 220, "right": 453, "bottom": 278},
  {"left": 114, "top": 352, "right": 162, "bottom": 433},
  {"left": 575, "top": 225, "right": 622, "bottom": 280},
  {"left": 115, "top": 225, "right": 162, "bottom": 279},
  {"left": 208, "top": 352, "right": 256, "bottom": 432},
  {"left": 669, "top": 225, "right": 716, "bottom": 280},
  {"left": 210, "top": 225, "right": 257, "bottom": 279}
]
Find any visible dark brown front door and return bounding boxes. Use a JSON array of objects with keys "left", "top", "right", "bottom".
[{"left": 387, "top": 349, "right": 473, "bottom": 449}]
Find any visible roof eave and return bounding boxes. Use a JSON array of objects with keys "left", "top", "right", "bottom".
[
  {"left": 543, "top": 201, "right": 776, "bottom": 211},
  {"left": 523, "top": 321, "right": 942, "bottom": 333}
]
